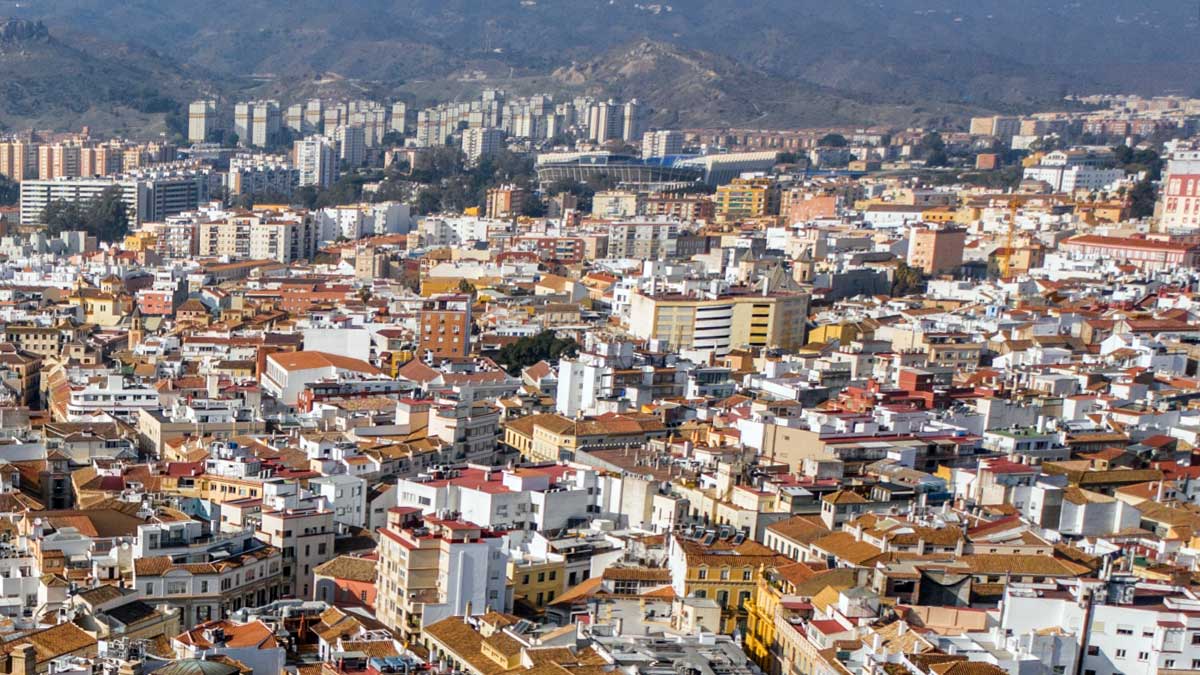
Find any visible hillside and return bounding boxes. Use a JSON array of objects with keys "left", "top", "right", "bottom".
[
  {"left": 0, "top": 1, "right": 1196, "bottom": 132},
  {"left": 551, "top": 40, "right": 986, "bottom": 129},
  {"left": 0, "top": 19, "right": 218, "bottom": 135}
]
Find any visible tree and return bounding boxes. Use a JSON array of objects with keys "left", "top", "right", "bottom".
[
  {"left": 1128, "top": 179, "right": 1157, "bottom": 219},
  {"left": 88, "top": 186, "right": 130, "bottom": 243},
  {"left": 919, "top": 133, "right": 949, "bottom": 167},
  {"left": 818, "top": 133, "right": 848, "bottom": 148},
  {"left": 42, "top": 199, "right": 86, "bottom": 236},
  {"left": 0, "top": 175, "right": 17, "bottom": 206},
  {"left": 495, "top": 331, "right": 580, "bottom": 375},
  {"left": 891, "top": 262, "right": 926, "bottom": 297},
  {"left": 41, "top": 185, "right": 129, "bottom": 243}
]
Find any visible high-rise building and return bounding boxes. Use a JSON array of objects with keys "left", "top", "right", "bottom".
[
  {"left": 294, "top": 137, "right": 338, "bottom": 189},
  {"left": 0, "top": 140, "right": 37, "bottom": 181},
  {"left": 188, "top": 100, "right": 218, "bottom": 143},
  {"left": 389, "top": 101, "right": 408, "bottom": 135},
  {"left": 38, "top": 143, "right": 82, "bottom": 180},
  {"left": 233, "top": 103, "right": 251, "bottom": 144},
  {"left": 622, "top": 100, "right": 641, "bottom": 142},
  {"left": 460, "top": 127, "right": 505, "bottom": 163},
  {"left": 418, "top": 295, "right": 472, "bottom": 359},
  {"left": 304, "top": 99, "right": 324, "bottom": 135},
  {"left": 250, "top": 100, "right": 281, "bottom": 147},
  {"left": 285, "top": 103, "right": 305, "bottom": 134},
  {"left": 334, "top": 125, "right": 366, "bottom": 168},
  {"left": 642, "top": 129, "right": 684, "bottom": 159}
]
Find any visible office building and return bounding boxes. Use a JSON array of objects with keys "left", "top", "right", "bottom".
[
  {"left": 20, "top": 170, "right": 211, "bottom": 226},
  {"left": 628, "top": 288, "right": 810, "bottom": 355}
]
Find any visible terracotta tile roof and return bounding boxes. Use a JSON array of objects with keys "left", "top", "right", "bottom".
[
  {"left": 268, "top": 351, "right": 381, "bottom": 375},
  {"left": 313, "top": 556, "right": 376, "bottom": 583},
  {"left": 0, "top": 621, "right": 96, "bottom": 663}
]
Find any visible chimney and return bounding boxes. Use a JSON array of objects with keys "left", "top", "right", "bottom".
[{"left": 11, "top": 643, "right": 34, "bottom": 675}]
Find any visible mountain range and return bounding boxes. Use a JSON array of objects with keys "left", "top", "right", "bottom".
[{"left": 0, "top": 1, "right": 1196, "bottom": 134}]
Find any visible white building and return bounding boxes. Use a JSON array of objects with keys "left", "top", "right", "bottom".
[
  {"left": 334, "top": 125, "right": 367, "bottom": 168},
  {"left": 294, "top": 137, "right": 338, "bottom": 189},
  {"left": 461, "top": 127, "right": 505, "bottom": 164}
]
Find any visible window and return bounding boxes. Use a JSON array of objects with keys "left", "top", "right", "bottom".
[
  {"left": 743, "top": 569, "right": 753, "bottom": 581},
  {"left": 522, "top": 574, "right": 530, "bottom": 585},
  {"left": 1116, "top": 627, "right": 1133, "bottom": 636},
  {"left": 361, "top": 590, "right": 368, "bottom": 602},
  {"left": 697, "top": 569, "right": 707, "bottom": 580},
  {"left": 1192, "top": 633, "right": 1200, "bottom": 645},
  {"left": 538, "top": 572, "right": 545, "bottom": 583},
  {"left": 145, "top": 582, "right": 155, "bottom": 595},
  {"left": 1115, "top": 649, "right": 1126, "bottom": 659},
  {"left": 1086, "top": 647, "right": 1099, "bottom": 656},
  {"left": 549, "top": 571, "right": 556, "bottom": 581},
  {"left": 1138, "top": 653, "right": 1149, "bottom": 662}
]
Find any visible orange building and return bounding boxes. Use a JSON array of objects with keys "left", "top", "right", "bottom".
[
  {"left": 419, "top": 294, "right": 472, "bottom": 358},
  {"left": 314, "top": 555, "right": 378, "bottom": 611},
  {"left": 906, "top": 224, "right": 966, "bottom": 275}
]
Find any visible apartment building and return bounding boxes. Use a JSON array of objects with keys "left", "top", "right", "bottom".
[
  {"left": 461, "top": 127, "right": 505, "bottom": 163},
  {"left": 294, "top": 136, "right": 338, "bottom": 189},
  {"left": 418, "top": 295, "right": 472, "bottom": 359},
  {"left": 715, "top": 178, "right": 780, "bottom": 220},
  {"left": 906, "top": 224, "right": 967, "bottom": 275},
  {"left": 376, "top": 512, "right": 509, "bottom": 641},
  {"left": 188, "top": 100, "right": 219, "bottom": 143},
  {"left": 197, "top": 208, "right": 318, "bottom": 264},
  {"left": 258, "top": 504, "right": 335, "bottom": 600},
  {"left": 132, "top": 544, "right": 283, "bottom": 628}
]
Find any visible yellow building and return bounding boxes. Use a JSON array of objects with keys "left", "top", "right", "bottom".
[
  {"left": 668, "top": 535, "right": 790, "bottom": 634},
  {"left": 752, "top": 567, "right": 861, "bottom": 675},
  {"left": 503, "top": 412, "right": 667, "bottom": 463},
  {"left": 195, "top": 474, "right": 266, "bottom": 503},
  {"left": 627, "top": 289, "right": 810, "bottom": 353},
  {"left": 507, "top": 555, "right": 566, "bottom": 612},
  {"left": 66, "top": 286, "right": 128, "bottom": 327},
  {"left": 123, "top": 231, "right": 158, "bottom": 252},
  {"left": 808, "top": 322, "right": 860, "bottom": 346},
  {"left": 715, "top": 178, "right": 780, "bottom": 220}
]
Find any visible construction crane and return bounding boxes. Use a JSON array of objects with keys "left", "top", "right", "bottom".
[{"left": 996, "top": 198, "right": 1021, "bottom": 280}]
